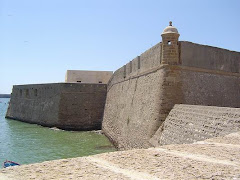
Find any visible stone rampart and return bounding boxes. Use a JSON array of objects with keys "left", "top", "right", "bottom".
[
  {"left": 6, "top": 83, "right": 107, "bottom": 130},
  {"left": 150, "top": 104, "right": 240, "bottom": 146},
  {"left": 58, "top": 83, "right": 107, "bottom": 130},
  {"left": 103, "top": 43, "right": 165, "bottom": 150},
  {"left": 7, "top": 38, "right": 240, "bottom": 149},
  {"left": 65, "top": 70, "right": 113, "bottom": 84},
  {"left": 150, "top": 65, "right": 240, "bottom": 146},
  {"left": 180, "top": 41, "right": 240, "bottom": 73},
  {"left": 103, "top": 40, "right": 240, "bottom": 150},
  {"left": 160, "top": 65, "right": 240, "bottom": 108},
  {"left": 107, "top": 42, "right": 161, "bottom": 89},
  {"left": 180, "top": 66, "right": 240, "bottom": 107},
  {"left": 6, "top": 83, "right": 62, "bottom": 127}
]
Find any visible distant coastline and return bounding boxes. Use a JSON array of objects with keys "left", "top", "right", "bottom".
[{"left": 0, "top": 94, "right": 11, "bottom": 98}]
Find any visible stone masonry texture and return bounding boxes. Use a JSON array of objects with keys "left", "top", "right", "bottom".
[
  {"left": 102, "top": 43, "right": 166, "bottom": 150},
  {"left": 150, "top": 104, "right": 240, "bottom": 146},
  {"left": 161, "top": 33, "right": 179, "bottom": 65},
  {"left": 65, "top": 70, "right": 113, "bottom": 84},
  {"left": 103, "top": 69, "right": 166, "bottom": 150},
  {"left": 6, "top": 83, "right": 107, "bottom": 131},
  {"left": 180, "top": 41, "right": 240, "bottom": 73},
  {"left": 102, "top": 40, "right": 240, "bottom": 150}
]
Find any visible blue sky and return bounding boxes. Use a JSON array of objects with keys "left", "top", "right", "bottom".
[{"left": 1, "top": 0, "right": 240, "bottom": 93}]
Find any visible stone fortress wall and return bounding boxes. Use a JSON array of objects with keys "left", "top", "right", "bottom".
[
  {"left": 180, "top": 41, "right": 240, "bottom": 73},
  {"left": 65, "top": 70, "right": 113, "bottom": 84},
  {"left": 6, "top": 83, "right": 62, "bottom": 126},
  {"left": 150, "top": 104, "right": 240, "bottom": 146},
  {"left": 103, "top": 43, "right": 166, "bottom": 149},
  {"left": 6, "top": 83, "right": 107, "bottom": 130},
  {"left": 6, "top": 22, "right": 240, "bottom": 150},
  {"left": 102, "top": 23, "right": 240, "bottom": 150}
]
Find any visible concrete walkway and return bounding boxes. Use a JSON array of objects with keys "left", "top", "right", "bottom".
[{"left": 1, "top": 132, "right": 240, "bottom": 179}]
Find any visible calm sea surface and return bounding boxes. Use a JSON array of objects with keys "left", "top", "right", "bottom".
[{"left": 0, "top": 98, "right": 115, "bottom": 167}]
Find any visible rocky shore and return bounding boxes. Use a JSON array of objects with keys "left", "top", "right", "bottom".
[{"left": 1, "top": 132, "right": 240, "bottom": 179}]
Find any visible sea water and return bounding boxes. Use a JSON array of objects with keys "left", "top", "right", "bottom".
[{"left": 0, "top": 98, "right": 115, "bottom": 167}]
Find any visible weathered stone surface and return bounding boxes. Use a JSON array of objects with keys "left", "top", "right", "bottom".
[
  {"left": 65, "top": 70, "right": 113, "bottom": 84},
  {"left": 180, "top": 67, "right": 240, "bottom": 107},
  {"left": 1, "top": 132, "right": 240, "bottom": 179},
  {"left": 6, "top": 83, "right": 62, "bottom": 127},
  {"left": 180, "top": 41, "right": 240, "bottom": 73},
  {"left": 103, "top": 62, "right": 240, "bottom": 150},
  {"left": 6, "top": 83, "right": 107, "bottom": 131},
  {"left": 150, "top": 104, "right": 240, "bottom": 146},
  {"left": 103, "top": 69, "right": 165, "bottom": 150},
  {"left": 103, "top": 37, "right": 240, "bottom": 150},
  {"left": 161, "top": 24, "right": 180, "bottom": 65},
  {"left": 102, "top": 44, "right": 167, "bottom": 150},
  {"left": 6, "top": 24, "right": 240, "bottom": 150}
]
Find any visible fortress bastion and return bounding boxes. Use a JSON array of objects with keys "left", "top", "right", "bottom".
[
  {"left": 6, "top": 71, "right": 111, "bottom": 131},
  {"left": 102, "top": 22, "right": 240, "bottom": 150},
  {"left": 6, "top": 22, "right": 240, "bottom": 150}
]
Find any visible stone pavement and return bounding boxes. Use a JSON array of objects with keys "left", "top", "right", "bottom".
[{"left": 1, "top": 132, "right": 240, "bottom": 179}]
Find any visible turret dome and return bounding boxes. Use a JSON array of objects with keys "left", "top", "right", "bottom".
[
  {"left": 161, "top": 21, "right": 180, "bottom": 65},
  {"left": 162, "top": 21, "right": 179, "bottom": 35}
]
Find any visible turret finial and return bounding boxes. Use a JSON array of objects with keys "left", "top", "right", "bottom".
[{"left": 169, "top": 21, "right": 172, "bottom": 26}]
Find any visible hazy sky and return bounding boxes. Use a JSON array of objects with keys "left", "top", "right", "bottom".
[{"left": 1, "top": 0, "right": 240, "bottom": 93}]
